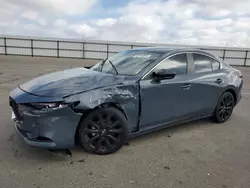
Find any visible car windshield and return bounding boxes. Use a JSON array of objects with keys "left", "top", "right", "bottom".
[{"left": 90, "top": 50, "right": 164, "bottom": 75}]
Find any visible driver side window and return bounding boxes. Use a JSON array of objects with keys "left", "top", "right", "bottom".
[{"left": 153, "top": 53, "right": 188, "bottom": 74}]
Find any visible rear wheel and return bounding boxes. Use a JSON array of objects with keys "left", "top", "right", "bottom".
[
  {"left": 78, "top": 107, "right": 128, "bottom": 155},
  {"left": 213, "top": 91, "right": 235, "bottom": 123}
]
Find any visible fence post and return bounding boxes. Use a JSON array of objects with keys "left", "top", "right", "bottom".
[
  {"left": 82, "top": 42, "right": 85, "bottom": 59},
  {"left": 31, "top": 39, "right": 34, "bottom": 57},
  {"left": 107, "top": 43, "right": 109, "bottom": 58},
  {"left": 244, "top": 50, "right": 248, "bottom": 66},
  {"left": 57, "top": 41, "right": 59, "bottom": 58},
  {"left": 4, "top": 37, "right": 7, "bottom": 55},
  {"left": 222, "top": 49, "right": 226, "bottom": 60}
]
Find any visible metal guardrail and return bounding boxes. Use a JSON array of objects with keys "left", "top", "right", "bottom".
[{"left": 0, "top": 36, "right": 250, "bottom": 66}]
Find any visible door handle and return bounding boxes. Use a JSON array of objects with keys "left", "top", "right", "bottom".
[
  {"left": 215, "top": 78, "right": 223, "bottom": 84},
  {"left": 181, "top": 84, "right": 191, "bottom": 90}
]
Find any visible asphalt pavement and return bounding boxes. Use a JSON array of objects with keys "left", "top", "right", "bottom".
[{"left": 0, "top": 55, "right": 250, "bottom": 188}]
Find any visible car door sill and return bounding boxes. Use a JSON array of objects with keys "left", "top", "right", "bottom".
[{"left": 128, "top": 114, "right": 211, "bottom": 139}]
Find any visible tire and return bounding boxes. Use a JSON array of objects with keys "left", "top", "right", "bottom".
[
  {"left": 213, "top": 91, "right": 235, "bottom": 123},
  {"left": 78, "top": 107, "right": 128, "bottom": 155}
]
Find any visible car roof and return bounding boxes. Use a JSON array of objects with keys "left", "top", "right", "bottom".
[{"left": 131, "top": 46, "right": 217, "bottom": 59}]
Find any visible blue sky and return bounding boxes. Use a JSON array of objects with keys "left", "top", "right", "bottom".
[
  {"left": 0, "top": 0, "right": 250, "bottom": 47},
  {"left": 100, "top": 0, "right": 127, "bottom": 9}
]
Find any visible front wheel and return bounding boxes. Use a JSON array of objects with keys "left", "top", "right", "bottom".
[
  {"left": 213, "top": 91, "right": 235, "bottom": 123},
  {"left": 78, "top": 107, "right": 128, "bottom": 155}
]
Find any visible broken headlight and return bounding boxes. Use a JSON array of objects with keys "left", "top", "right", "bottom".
[{"left": 29, "top": 101, "right": 79, "bottom": 111}]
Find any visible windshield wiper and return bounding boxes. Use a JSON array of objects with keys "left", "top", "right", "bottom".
[
  {"left": 108, "top": 60, "right": 119, "bottom": 75},
  {"left": 99, "top": 59, "right": 119, "bottom": 75},
  {"left": 99, "top": 58, "right": 107, "bottom": 72}
]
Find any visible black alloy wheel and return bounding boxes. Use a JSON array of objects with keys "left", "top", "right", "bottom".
[
  {"left": 78, "top": 107, "right": 128, "bottom": 155},
  {"left": 213, "top": 91, "right": 235, "bottom": 123}
]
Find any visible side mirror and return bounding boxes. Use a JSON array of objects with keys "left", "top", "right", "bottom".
[{"left": 152, "top": 69, "right": 176, "bottom": 81}]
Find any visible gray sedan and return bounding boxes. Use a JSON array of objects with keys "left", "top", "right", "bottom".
[{"left": 9, "top": 47, "right": 243, "bottom": 155}]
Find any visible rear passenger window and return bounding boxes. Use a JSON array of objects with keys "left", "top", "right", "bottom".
[
  {"left": 211, "top": 60, "right": 220, "bottom": 70},
  {"left": 193, "top": 54, "right": 212, "bottom": 73}
]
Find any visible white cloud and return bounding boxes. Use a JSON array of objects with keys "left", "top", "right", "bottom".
[
  {"left": 1, "top": 0, "right": 250, "bottom": 47},
  {"left": 95, "top": 18, "right": 117, "bottom": 27},
  {"left": 54, "top": 19, "right": 67, "bottom": 27},
  {"left": 198, "top": 0, "right": 250, "bottom": 15},
  {"left": 37, "top": 19, "right": 47, "bottom": 26},
  {"left": 21, "top": 10, "right": 38, "bottom": 20},
  {"left": 7, "top": 0, "right": 98, "bottom": 15},
  {"left": 0, "top": 1, "right": 19, "bottom": 26},
  {"left": 20, "top": 10, "right": 47, "bottom": 26},
  {"left": 69, "top": 24, "right": 98, "bottom": 37},
  {"left": 182, "top": 18, "right": 233, "bottom": 29},
  {"left": 44, "top": 0, "right": 98, "bottom": 15}
]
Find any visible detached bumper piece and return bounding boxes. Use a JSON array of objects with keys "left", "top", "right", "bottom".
[{"left": 9, "top": 97, "right": 82, "bottom": 149}]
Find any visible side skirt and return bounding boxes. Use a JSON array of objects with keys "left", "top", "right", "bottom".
[{"left": 127, "top": 114, "right": 212, "bottom": 140}]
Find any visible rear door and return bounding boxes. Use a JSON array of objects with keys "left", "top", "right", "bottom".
[{"left": 187, "top": 53, "right": 225, "bottom": 115}]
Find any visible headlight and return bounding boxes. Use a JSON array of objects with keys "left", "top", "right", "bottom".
[{"left": 29, "top": 101, "right": 79, "bottom": 111}]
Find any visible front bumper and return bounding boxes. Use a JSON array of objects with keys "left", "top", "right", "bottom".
[
  {"left": 14, "top": 121, "right": 57, "bottom": 148},
  {"left": 11, "top": 101, "right": 82, "bottom": 149}
]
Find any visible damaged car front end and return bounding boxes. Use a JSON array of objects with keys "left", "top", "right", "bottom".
[
  {"left": 9, "top": 87, "right": 82, "bottom": 149},
  {"left": 9, "top": 65, "right": 141, "bottom": 151}
]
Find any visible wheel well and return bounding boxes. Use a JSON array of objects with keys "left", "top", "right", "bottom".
[
  {"left": 74, "top": 102, "right": 128, "bottom": 145},
  {"left": 96, "top": 102, "right": 128, "bottom": 120},
  {"left": 225, "top": 89, "right": 237, "bottom": 103}
]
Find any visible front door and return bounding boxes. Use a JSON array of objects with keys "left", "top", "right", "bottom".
[{"left": 139, "top": 53, "right": 194, "bottom": 128}]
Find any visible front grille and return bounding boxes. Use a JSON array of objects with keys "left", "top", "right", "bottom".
[{"left": 9, "top": 97, "right": 23, "bottom": 121}]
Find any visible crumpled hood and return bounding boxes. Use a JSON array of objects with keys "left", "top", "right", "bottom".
[{"left": 19, "top": 67, "right": 125, "bottom": 97}]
